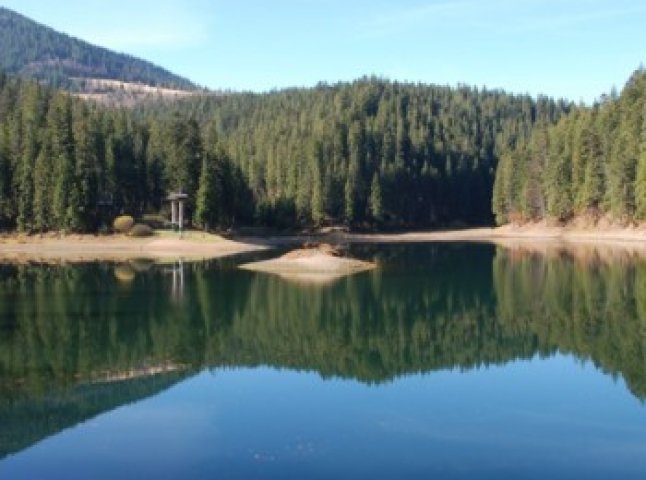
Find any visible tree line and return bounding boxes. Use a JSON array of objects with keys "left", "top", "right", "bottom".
[
  {"left": 493, "top": 68, "right": 646, "bottom": 224},
  {"left": 151, "top": 78, "right": 569, "bottom": 228},
  {"left": 0, "top": 71, "right": 571, "bottom": 232},
  {"left": 0, "top": 73, "right": 250, "bottom": 232}
]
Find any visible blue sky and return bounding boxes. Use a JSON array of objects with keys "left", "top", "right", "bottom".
[{"left": 2, "top": 0, "right": 644, "bottom": 102}]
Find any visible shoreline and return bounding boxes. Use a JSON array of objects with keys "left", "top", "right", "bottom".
[
  {"left": 0, "top": 232, "right": 267, "bottom": 263},
  {"left": 1, "top": 225, "right": 646, "bottom": 263},
  {"left": 244, "top": 224, "right": 646, "bottom": 248}
]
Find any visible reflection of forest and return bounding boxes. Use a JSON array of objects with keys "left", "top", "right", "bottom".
[
  {"left": 1, "top": 243, "right": 645, "bottom": 458},
  {"left": 494, "top": 245, "right": 646, "bottom": 399},
  {"left": 0, "top": 371, "right": 191, "bottom": 459}
]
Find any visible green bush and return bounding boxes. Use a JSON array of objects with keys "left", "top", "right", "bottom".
[
  {"left": 141, "top": 214, "right": 167, "bottom": 229},
  {"left": 112, "top": 215, "right": 135, "bottom": 233},
  {"left": 128, "top": 223, "right": 154, "bottom": 237}
]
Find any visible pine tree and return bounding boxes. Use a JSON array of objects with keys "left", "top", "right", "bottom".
[
  {"left": 0, "top": 125, "right": 10, "bottom": 225},
  {"left": 607, "top": 129, "right": 636, "bottom": 218},
  {"left": 578, "top": 116, "right": 605, "bottom": 212},
  {"left": 194, "top": 153, "right": 218, "bottom": 230},
  {"left": 32, "top": 133, "right": 52, "bottom": 231},
  {"left": 309, "top": 140, "right": 324, "bottom": 224},
  {"left": 49, "top": 93, "right": 77, "bottom": 230},
  {"left": 145, "top": 121, "right": 166, "bottom": 212},
  {"left": 73, "top": 103, "right": 99, "bottom": 231},
  {"left": 345, "top": 121, "right": 365, "bottom": 223},
  {"left": 165, "top": 115, "right": 202, "bottom": 216},
  {"left": 635, "top": 102, "right": 646, "bottom": 219},
  {"left": 344, "top": 162, "right": 357, "bottom": 224},
  {"left": 543, "top": 123, "right": 572, "bottom": 220},
  {"left": 15, "top": 83, "right": 44, "bottom": 231},
  {"left": 369, "top": 171, "right": 383, "bottom": 222}
]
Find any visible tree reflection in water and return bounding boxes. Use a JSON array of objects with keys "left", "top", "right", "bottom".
[{"left": 1, "top": 243, "right": 645, "bottom": 458}]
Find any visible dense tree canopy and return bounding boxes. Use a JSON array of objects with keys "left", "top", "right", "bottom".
[
  {"left": 0, "top": 75, "right": 250, "bottom": 231},
  {"left": 493, "top": 68, "right": 646, "bottom": 225},
  {"left": 148, "top": 79, "right": 569, "bottom": 228},
  {"left": 1, "top": 7, "right": 643, "bottom": 231},
  {"left": 0, "top": 72, "right": 570, "bottom": 232}
]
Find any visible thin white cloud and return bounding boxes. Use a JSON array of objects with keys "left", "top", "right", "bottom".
[
  {"left": 61, "top": 0, "right": 214, "bottom": 51},
  {"left": 359, "top": 0, "right": 646, "bottom": 38},
  {"left": 490, "top": 4, "right": 646, "bottom": 34},
  {"left": 359, "top": 0, "right": 502, "bottom": 38}
]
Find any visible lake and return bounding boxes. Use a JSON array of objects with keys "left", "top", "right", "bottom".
[{"left": 1, "top": 242, "right": 646, "bottom": 479}]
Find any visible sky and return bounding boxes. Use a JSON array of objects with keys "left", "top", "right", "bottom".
[{"left": 1, "top": 0, "right": 645, "bottom": 102}]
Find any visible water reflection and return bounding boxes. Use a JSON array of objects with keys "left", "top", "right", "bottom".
[{"left": 1, "top": 243, "right": 645, "bottom": 460}]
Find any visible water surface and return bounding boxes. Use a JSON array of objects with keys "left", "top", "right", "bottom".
[{"left": 1, "top": 243, "right": 646, "bottom": 479}]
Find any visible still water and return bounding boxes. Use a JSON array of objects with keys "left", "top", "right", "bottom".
[{"left": 1, "top": 243, "right": 646, "bottom": 479}]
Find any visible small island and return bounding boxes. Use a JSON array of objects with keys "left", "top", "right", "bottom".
[{"left": 238, "top": 244, "right": 375, "bottom": 283}]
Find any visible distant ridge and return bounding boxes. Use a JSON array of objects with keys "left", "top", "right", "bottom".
[{"left": 0, "top": 7, "right": 197, "bottom": 91}]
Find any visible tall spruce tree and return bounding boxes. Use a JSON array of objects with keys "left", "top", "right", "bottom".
[
  {"left": 369, "top": 172, "right": 383, "bottom": 222},
  {"left": 49, "top": 93, "right": 77, "bottom": 229},
  {"left": 194, "top": 151, "right": 218, "bottom": 230}
]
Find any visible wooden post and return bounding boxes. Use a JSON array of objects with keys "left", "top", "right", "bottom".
[
  {"left": 167, "top": 192, "right": 188, "bottom": 235},
  {"left": 171, "top": 201, "right": 178, "bottom": 226},
  {"left": 178, "top": 199, "right": 184, "bottom": 234}
]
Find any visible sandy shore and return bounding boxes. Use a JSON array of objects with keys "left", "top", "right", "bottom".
[
  {"left": 2, "top": 224, "right": 646, "bottom": 263},
  {"left": 0, "top": 232, "right": 266, "bottom": 263},
  {"left": 318, "top": 224, "right": 646, "bottom": 246}
]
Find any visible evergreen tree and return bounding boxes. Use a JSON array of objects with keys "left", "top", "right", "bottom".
[
  {"left": 165, "top": 115, "right": 202, "bottom": 217},
  {"left": 634, "top": 102, "right": 646, "bottom": 219},
  {"left": 145, "top": 121, "right": 166, "bottom": 212},
  {"left": 194, "top": 152, "right": 218, "bottom": 230},
  {"left": 49, "top": 93, "right": 77, "bottom": 229},
  {"left": 494, "top": 68, "right": 645, "bottom": 225},
  {"left": 32, "top": 134, "right": 52, "bottom": 231},
  {"left": 0, "top": 124, "right": 10, "bottom": 225},
  {"left": 0, "top": 70, "right": 586, "bottom": 232},
  {"left": 309, "top": 139, "right": 324, "bottom": 224},
  {"left": 543, "top": 123, "right": 572, "bottom": 220},
  {"left": 15, "top": 84, "right": 45, "bottom": 231},
  {"left": 72, "top": 103, "right": 99, "bottom": 231},
  {"left": 369, "top": 172, "right": 383, "bottom": 222}
]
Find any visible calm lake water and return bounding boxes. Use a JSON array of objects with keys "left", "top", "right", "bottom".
[{"left": 1, "top": 243, "right": 646, "bottom": 479}]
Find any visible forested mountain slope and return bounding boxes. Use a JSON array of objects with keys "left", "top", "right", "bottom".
[
  {"left": 493, "top": 68, "right": 646, "bottom": 225},
  {"left": 0, "top": 72, "right": 570, "bottom": 232},
  {"left": 0, "top": 7, "right": 195, "bottom": 91},
  {"left": 145, "top": 79, "right": 570, "bottom": 228}
]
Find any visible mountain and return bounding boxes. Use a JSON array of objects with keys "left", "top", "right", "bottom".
[
  {"left": 0, "top": 72, "right": 570, "bottom": 232},
  {"left": 0, "top": 7, "right": 578, "bottom": 231},
  {"left": 0, "top": 7, "right": 196, "bottom": 92},
  {"left": 150, "top": 80, "right": 570, "bottom": 228}
]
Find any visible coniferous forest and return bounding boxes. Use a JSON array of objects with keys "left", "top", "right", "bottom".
[
  {"left": 0, "top": 7, "right": 196, "bottom": 90},
  {"left": 0, "top": 71, "right": 573, "bottom": 232},
  {"left": 493, "top": 69, "right": 646, "bottom": 224},
  {"left": 0, "top": 6, "right": 644, "bottom": 234}
]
